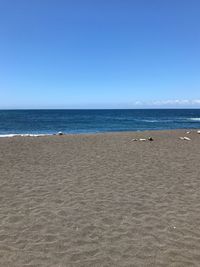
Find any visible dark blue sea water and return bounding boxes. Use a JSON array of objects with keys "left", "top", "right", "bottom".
[{"left": 0, "top": 109, "right": 200, "bottom": 136}]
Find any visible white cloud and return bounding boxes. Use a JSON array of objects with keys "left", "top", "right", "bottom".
[{"left": 134, "top": 99, "right": 200, "bottom": 107}]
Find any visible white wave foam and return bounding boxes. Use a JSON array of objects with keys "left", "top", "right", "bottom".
[
  {"left": 189, "top": 118, "right": 200, "bottom": 121},
  {"left": 0, "top": 134, "right": 52, "bottom": 138},
  {"left": 142, "top": 120, "right": 159, "bottom": 123}
]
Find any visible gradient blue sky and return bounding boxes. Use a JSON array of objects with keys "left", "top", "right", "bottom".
[{"left": 0, "top": 0, "right": 200, "bottom": 108}]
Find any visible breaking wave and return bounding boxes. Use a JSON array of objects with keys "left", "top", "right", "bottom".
[{"left": 0, "top": 134, "right": 52, "bottom": 138}]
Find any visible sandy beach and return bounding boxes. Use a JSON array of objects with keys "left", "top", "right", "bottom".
[{"left": 0, "top": 130, "right": 200, "bottom": 267}]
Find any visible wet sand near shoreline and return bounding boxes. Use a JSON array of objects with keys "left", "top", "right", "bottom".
[{"left": 0, "top": 130, "right": 200, "bottom": 266}]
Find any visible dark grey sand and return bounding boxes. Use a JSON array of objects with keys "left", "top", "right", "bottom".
[{"left": 0, "top": 130, "right": 200, "bottom": 267}]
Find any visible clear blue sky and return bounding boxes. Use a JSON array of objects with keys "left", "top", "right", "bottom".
[{"left": 0, "top": 0, "right": 200, "bottom": 108}]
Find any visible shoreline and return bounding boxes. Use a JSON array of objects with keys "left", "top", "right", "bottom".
[{"left": 0, "top": 128, "right": 200, "bottom": 138}]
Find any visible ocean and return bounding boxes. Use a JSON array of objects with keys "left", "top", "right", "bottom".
[{"left": 0, "top": 109, "right": 200, "bottom": 136}]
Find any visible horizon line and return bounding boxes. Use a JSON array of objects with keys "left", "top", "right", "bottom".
[{"left": 0, "top": 107, "right": 200, "bottom": 110}]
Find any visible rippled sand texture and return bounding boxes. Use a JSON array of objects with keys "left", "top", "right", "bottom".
[{"left": 0, "top": 130, "right": 200, "bottom": 267}]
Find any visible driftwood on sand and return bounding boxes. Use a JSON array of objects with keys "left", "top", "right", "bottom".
[{"left": 179, "top": 136, "right": 191, "bottom": 141}]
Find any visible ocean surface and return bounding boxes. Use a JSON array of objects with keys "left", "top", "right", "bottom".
[{"left": 0, "top": 109, "right": 200, "bottom": 136}]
